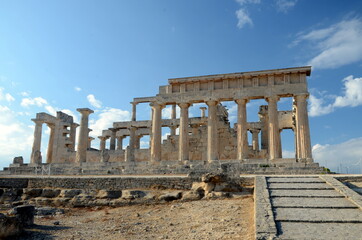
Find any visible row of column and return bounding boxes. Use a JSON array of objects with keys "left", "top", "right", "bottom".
[{"left": 148, "top": 94, "right": 312, "bottom": 162}]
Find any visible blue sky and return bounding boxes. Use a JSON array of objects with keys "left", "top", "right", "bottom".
[{"left": 0, "top": 0, "right": 362, "bottom": 173}]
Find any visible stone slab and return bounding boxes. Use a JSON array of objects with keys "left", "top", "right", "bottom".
[
  {"left": 271, "top": 197, "right": 358, "bottom": 208},
  {"left": 276, "top": 222, "right": 362, "bottom": 239},
  {"left": 274, "top": 208, "right": 362, "bottom": 222},
  {"left": 267, "top": 177, "right": 324, "bottom": 183},
  {"left": 268, "top": 183, "right": 334, "bottom": 189},
  {"left": 270, "top": 189, "right": 343, "bottom": 197}
]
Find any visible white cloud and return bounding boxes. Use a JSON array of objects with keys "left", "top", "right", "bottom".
[
  {"left": 333, "top": 75, "right": 362, "bottom": 107},
  {"left": 275, "top": 0, "right": 297, "bottom": 13},
  {"left": 0, "top": 88, "right": 15, "bottom": 102},
  {"left": 235, "top": 0, "right": 260, "bottom": 29},
  {"left": 21, "top": 97, "right": 48, "bottom": 107},
  {"left": 5, "top": 93, "right": 15, "bottom": 102},
  {"left": 162, "top": 105, "right": 180, "bottom": 119},
  {"left": 74, "top": 87, "right": 82, "bottom": 92},
  {"left": 0, "top": 105, "right": 33, "bottom": 168},
  {"left": 313, "top": 138, "right": 362, "bottom": 174},
  {"left": 282, "top": 149, "right": 295, "bottom": 158},
  {"left": 293, "top": 18, "right": 362, "bottom": 69},
  {"left": 236, "top": 9, "right": 253, "bottom": 29},
  {"left": 309, "top": 75, "right": 362, "bottom": 117},
  {"left": 87, "top": 94, "right": 102, "bottom": 108},
  {"left": 89, "top": 107, "right": 131, "bottom": 137}
]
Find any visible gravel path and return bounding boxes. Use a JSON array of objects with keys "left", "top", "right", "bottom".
[{"left": 16, "top": 197, "right": 254, "bottom": 240}]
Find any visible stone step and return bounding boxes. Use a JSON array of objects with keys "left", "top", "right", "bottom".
[
  {"left": 276, "top": 222, "right": 362, "bottom": 240},
  {"left": 271, "top": 197, "right": 358, "bottom": 208},
  {"left": 267, "top": 177, "right": 324, "bottom": 183},
  {"left": 274, "top": 208, "right": 362, "bottom": 223},
  {"left": 270, "top": 189, "right": 343, "bottom": 198},
  {"left": 268, "top": 183, "right": 334, "bottom": 189}
]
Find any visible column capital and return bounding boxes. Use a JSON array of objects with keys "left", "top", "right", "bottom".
[
  {"left": 265, "top": 95, "right": 280, "bottom": 103},
  {"left": 205, "top": 100, "right": 219, "bottom": 106},
  {"left": 178, "top": 102, "right": 191, "bottom": 108},
  {"left": 77, "top": 108, "right": 94, "bottom": 116},
  {"left": 235, "top": 98, "right": 249, "bottom": 105},
  {"left": 130, "top": 101, "right": 137, "bottom": 106},
  {"left": 71, "top": 123, "right": 80, "bottom": 128},
  {"left": 150, "top": 102, "right": 165, "bottom": 109},
  {"left": 98, "top": 136, "right": 108, "bottom": 141},
  {"left": 250, "top": 129, "right": 261, "bottom": 134},
  {"left": 31, "top": 119, "right": 44, "bottom": 125},
  {"left": 294, "top": 93, "right": 309, "bottom": 101},
  {"left": 45, "top": 122, "right": 55, "bottom": 128}
]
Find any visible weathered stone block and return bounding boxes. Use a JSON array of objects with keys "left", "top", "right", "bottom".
[
  {"left": 122, "top": 190, "right": 146, "bottom": 200},
  {"left": 59, "top": 189, "right": 82, "bottom": 198},
  {"left": 96, "top": 190, "right": 122, "bottom": 199},
  {"left": 9, "top": 205, "right": 35, "bottom": 226},
  {"left": 41, "top": 189, "right": 61, "bottom": 198},
  {"left": 0, "top": 213, "right": 22, "bottom": 238},
  {"left": 158, "top": 191, "right": 183, "bottom": 202}
]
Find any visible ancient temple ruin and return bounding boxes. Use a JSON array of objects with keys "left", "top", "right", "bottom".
[{"left": 7, "top": 66, "right": 324, "bottom": 175}]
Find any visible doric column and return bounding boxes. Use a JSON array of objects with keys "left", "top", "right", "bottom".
[
  {"left": 98, "top": 136, "right": 107, "bottom": 150},
  {"left": 30, "top": 119, "right": 43, "bottom": 164},
  {"left": 251, "top": 129, "right": 260, "bottom": 151},
  {"left": 88, "top": 137, "right": 94, "bottom": 149},
  {"left": 178, "top": 103, "right": 190, "bottom": 161},
  {"left": 200, "top": 107, "right": 207, "bottom": 118},
  {"left": 206, "top": 100, "right": 219, "bottom": 162},
  {"left": 150, "top": 102, "right": 164, "bottom": 162},
  {"left": 46, "top": 123, "right": 55, "bottom": 164},
  {"left": 258, "top": 106, "right": 269, "bottom": 150},
  {"left": 266, "top": 96, "right": 281, "bottom": 160},
  {"left": 294, "top": 94, "right": 312, "bottom": 161},
  {"left": 75, "top": 108, "right": 94, "bottom": 163},
  {"left": 109, "top": 128, "right": 116, "bottom": 150},
  {"left": 131, "top": 102, "right": 137, "bottom": 121},
  {"left": 171, "top": 104, "right": 176, "bottom": 119},
  {"left": 235, "top": 99, "right": 249, "bottom": 160},
  {"left": 69, "top": 123, "right": 79, "bottom": 151},
  {"left": 135, "top": 135, "right": 142, "bottom": 149},
  {"left": 116, "top": 136, "right": 124, "bottom": 150},
  {"left": 129, "top": 126, "right": 136, "bottom": 161}
]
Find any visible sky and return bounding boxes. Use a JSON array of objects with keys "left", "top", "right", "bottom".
[{"left": 0, "top": 0, "right": 362, "bottom": 173}]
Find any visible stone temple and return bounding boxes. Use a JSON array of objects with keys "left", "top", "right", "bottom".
[{"left": 5, "top": 66, "right": 326, "bottom": 175}]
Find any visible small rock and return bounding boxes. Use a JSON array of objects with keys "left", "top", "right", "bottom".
[{"left": 53, "top": 221, "right": 60, "bottom": 225}]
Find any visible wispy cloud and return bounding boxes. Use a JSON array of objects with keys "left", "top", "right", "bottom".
[
  {"left": 87, "top": 94, "right": 102, "bottom": 108},
  {"left": 0, "top": 88, "right": 15, "bottom": 102},
  {"left": 235, "top": 0, "right": 260, "bottom": 29},
  {"left": 292, "top": 18, "right": 362, "bottom": 69},
  {"left": 20, "top": 97, "right": 48, "bottom": 107},
  {"left": 275, "top": 0, "right": 297, "bottom": 13},
  {"left": 309, "top": 75, "right": 362, "bottom": 117},
  {"left": 74, "top": 86, "right": 82, "bottom": 92}
]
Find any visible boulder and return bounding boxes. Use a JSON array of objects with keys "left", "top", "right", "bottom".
[
  {"left": 9, "top": 205, "right": 35, "bottom": 226},
  {"left": 35, "top": 207, "right": 64, "bottom": 216},
  {"left": 59, "top": 189, "right": 82, "bottom": 198},
  {"left": 158, "top": 191, "right": 183, "bottom": 202},
  {"left": 201, "top": 173, "right": 228, "bottom": 184},
  {"left": 0, "top": 213, "right": 22, "bottom": 238},
  {"left": 181, "top": 191, "right": 203, "bottom": 201},
  {"left": 23, "top": 188, "right": 43, "bottom": 199},
  {"left": 41, "top": 189, "right": 61, "bottom": 198},
  {"left": 96, "top": 190, "right": 122, "bottom": 199},
  {"left": 122, "top": 190, "right": 146, "bottom": 200}
]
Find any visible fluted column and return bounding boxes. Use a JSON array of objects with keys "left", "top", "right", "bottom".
[
  {"left": 236, "top": 99, "right": 249, "bottom": 160},
  {"left": 251, "top": 129, "right": 260, "bottom": 151},
  {"left": 116, "top": 136, "right": 124, "bottom": 150},
  {"left": 170, "top": 104, "right": 177, "bottom": 135},
  {"left": 131, "top": 102, "right": 137, "bottom": 121},
  {"left": 150, "top": 102, "right": 164, "bottom": 162},
  {"left": 294, "top": 94, "right": 312, "bottom": 161},
  {"left": 206, "top": 100, "right": 218, "bottom": 162},
  {"left": 266, "top": 96, "right": 281, "bottom": 160},
  {"left": 178, "top": 103, "right": 190, "bottom": 161},
  {"left": 129, "top": 127, "right": 136, "bottom": 161},
  {"left": 109, "top": 128, "right": 116, "bottom": 150},
  {"left": 30, "top": 119, "right": 43, "bottom": 164},
  {"left": 76, "top": 108, "right": 94, "bottom": 163},
  {"left": 99, "top": 136, "right": 107, "bottom": 150},
  {"left": 200, "top": 107, "right": 207, "bottom": 118},
  {"left": 46, "top": 123, "right": 55, "bottom": 164}
]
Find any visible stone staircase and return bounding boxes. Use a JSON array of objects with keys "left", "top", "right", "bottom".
[{"left": 255, "top": 176, "right": 362, "bottom": 239}]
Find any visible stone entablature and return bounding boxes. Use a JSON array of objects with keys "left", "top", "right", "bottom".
[{"left": 24, "top": 66, "right": 313, "bottom": 168}]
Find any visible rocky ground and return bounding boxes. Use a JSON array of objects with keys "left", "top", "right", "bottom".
[{"left": 15, "top": 196, "right": 254, "bottom": 240}]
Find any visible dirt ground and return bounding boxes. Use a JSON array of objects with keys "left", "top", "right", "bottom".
[{"left": 16, "top": 196, "right": 254, "bottom": 240}]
